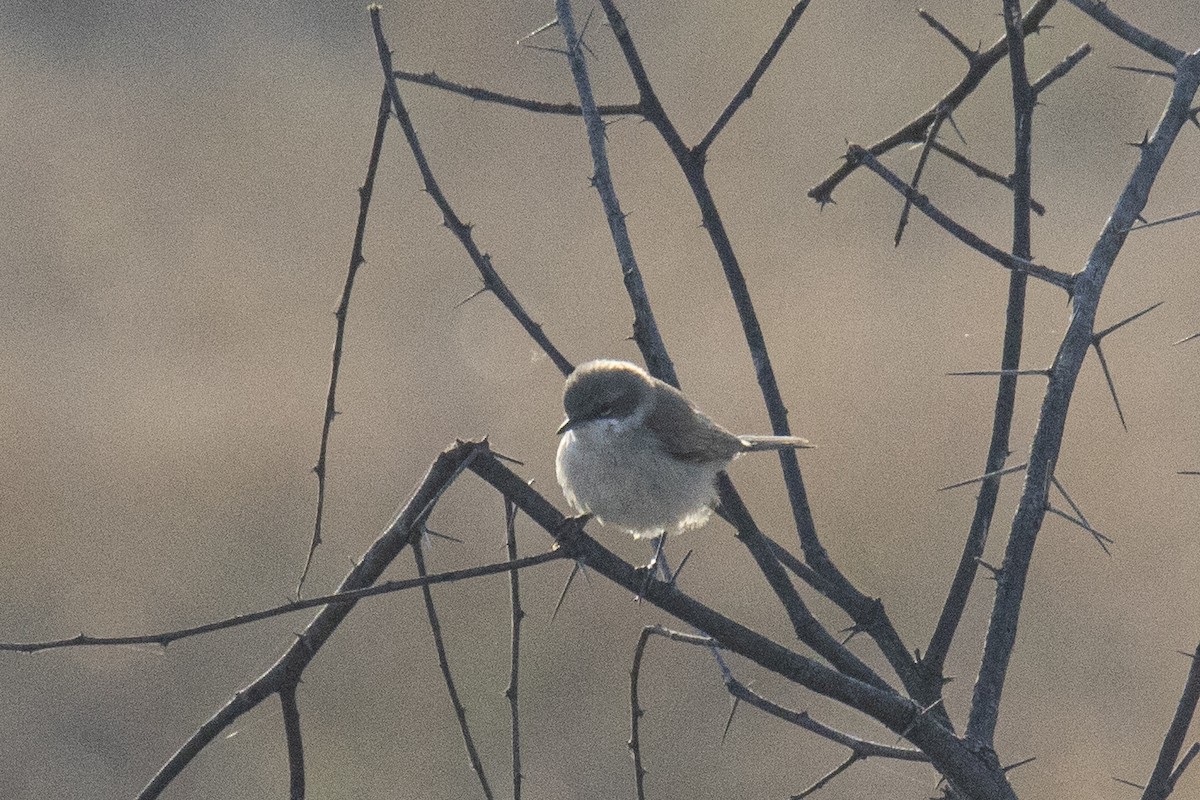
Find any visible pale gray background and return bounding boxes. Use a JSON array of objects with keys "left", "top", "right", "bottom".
[{"left": 2, "top": 1, "right": 1199, "bottom": 798}]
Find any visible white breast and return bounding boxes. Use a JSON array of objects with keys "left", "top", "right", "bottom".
[{"left": 555, "top": 417, "right": 724, "bottom": 538}]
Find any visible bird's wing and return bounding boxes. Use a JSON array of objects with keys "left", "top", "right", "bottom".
[{"left": 645, "top": 380, "right": 744, "bottom": 464}]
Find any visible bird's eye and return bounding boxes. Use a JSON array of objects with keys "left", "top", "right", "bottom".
[{"left": 597, "top": 404, "right": 613, "bottom": 416}]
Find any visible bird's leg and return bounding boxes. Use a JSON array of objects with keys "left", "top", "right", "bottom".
[
  {"left": 636, "top": 532, "right": 668, "bottom": 600},
  {"left": 648, "top": 533, "right": 667, "bottom": 579}
]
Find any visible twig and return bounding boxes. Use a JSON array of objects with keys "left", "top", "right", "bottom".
[
  {"left": 392, "top": 69, "right": 642, "bottom": 116},
  {"left": 895, "top": 104, "right": 950, "bottom": 246},
  {"left": 280, "top": 683, "right": 305, "bottom": 800},
  {"left": 918, "top": 10, "right": 978, "bottom": 63},
  {"left": 850, "top": 147, "right": 1075, "bottom": 290},
  {"left": 629, "top": 627, "right": 653, "bottom": 800},
  {"left": 413, "top": 541, "right": 495, "bottom": 800},
  {"left": 296, "top": 86, "right": 392, "bottom": 597},
  {"left": 0, "top": 548, "right": 565, "bottom": 654},
  {"left": 809, "top": 0, "right": 1058, "bottom": 203},
  {"left": 714, "top": 475, "right": 895, "bottom": 693},
  {"left": 695, "top": 1, "right": 813, "bottom": 157},
  {"left": 1032, "top": 43, "right": 1093, "bottom": 96},
  {"left": 630, "top": 625, "right": 927, "bottom": 800},
  {"left": 135, "top": 440, "right": 488, "bottom": 800},
  {"left": 371, "top": 7, "right": 575, "bottom": 377},
  {"left": 1065, "top": 0, "right": 1185, "bottom": 65},
  {"left": 504, "top": 499, "right": 524, "bottom": 800},
  {"left": 927, "top": 141, "right": 1047, "bottom": 215},
  {"left": 794, "top": 754, "right": 860, "bottom": 799},
  {"left": 556, "top": 0, "right": 676, "bottom": 382},
  {"left": 1142, "top": 643, "right": 1200, "bottom": 800},
  {"left": 925, "top": 0, "right": 1040, "bottom": 700}
]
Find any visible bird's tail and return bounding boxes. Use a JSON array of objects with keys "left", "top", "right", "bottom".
[{"left": 738, "top": 434, "right": 814, "bottom": 452}]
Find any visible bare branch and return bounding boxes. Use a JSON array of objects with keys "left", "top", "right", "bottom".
[
  {"left": 413, "top": 540, "right": 495, "bottom": 800},
  {"left": 794, "top": 754, "right": 860, "bottom": 799},
  {"left": 927, "top": 0, "right": 1043, "bottom": 708},
  {"left": 371, "top": 8, "right": 575, "bottom": 377},
  {"left": 1142, "top": 643, "right": 1200, "bottom": 800},
  {"left": 809, "top": 0, "right": 1057, "bottom": 204},
  {"left": 135, "top": 439, "right": 487, "bottom": 800},
  {"left": 392, "top": 69, "right": 642, "bottom": 116},
  {"left": 556, "top": 0, "right": 676, "bottom": 383},
  {"left": 0, "top": 549, "right": 566, "bottom": 654},
  {"left": 896, "top": 104, "right": 950, "bottom": 246},
  {"left": 504, "top": 500, "right": 524, "bottom": 800},
  {"left": 696, "top": 1, "right": 813, "bottom": 157},
  {"left": 849, "top": 146, "right": 1075, "bottom": 290},
  {"left": 918, "top": 9, "right": 978, "bottom": 63},
  {"left": 280, "top": 684, "right": 305, "bottom": 800},
  {"left": 1031, "top": 43, "right": 1093, "bottom": 96},
  {"left": 1065, "top": 0, "right": 1186, "bottom": 65},
  {"left": 631, "top": 623, "right": 927, "bottom": 800},
  {"left": 297, "top": 87, "right": 392, "bottom": 597},
  {"left": 467, "top": 447, "right": 1019, "bottom": 799},
  {"left": 927, "top": 141, "right": 1048, "bottom": 215},
  {"left": 968, "top": 46, "right": 1200, "bottom": 749},
  {"left": 629, "top": 627, "right": 653, "bottom": 800}
]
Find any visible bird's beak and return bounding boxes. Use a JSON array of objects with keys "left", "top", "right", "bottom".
[{"left": 556, "top": 418, "right": 575, "bottom": 436}]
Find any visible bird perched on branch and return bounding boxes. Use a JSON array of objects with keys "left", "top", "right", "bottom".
[{"left": 555, "top": 359, "right": 812, "bottom": 540}]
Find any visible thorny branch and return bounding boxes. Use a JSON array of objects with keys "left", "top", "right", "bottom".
[{"left": 968, "top": 45, "right": 1200, "bottom": 748}]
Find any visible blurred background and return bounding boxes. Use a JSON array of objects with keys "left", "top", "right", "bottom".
[{"left": 2, "top": 1, "right": 1199, "bottom": 798}]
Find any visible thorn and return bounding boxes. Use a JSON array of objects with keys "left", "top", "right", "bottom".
[
  {"left": 1091, "top": 341, "right": 1127, "bottom": 431},
  {"left": 1123, "top": 131, "right": 1151, "bottom": 149},
  {"left": 946, "top": 368, "right": 1050, "bottom": 377},
  {"left": 517, "top": 17, "right": 559, "bottom": 46},
  {"left": 1175, "top": 332, "right": 1200, "bottom": 346},
  {"left": 1050, "top": 476, "right": 1096, "bottom": 538},
  {"left": 551, "top": 559, "right": 585, "bottom": 622},
  {"left": 1002, "top": 755, "right": 1036, "bottom": 773},
  {"left": 975, "top": 558, "right": 1001, "bottom": 579},
  {"left": 1112, "top": 776, "right": 1146, "bottom": 790},
  {"left": 939, "top": 462, "right": 1027, "bottom": 491},
  {"left": 1093, "top": 301, "right": 1164, "bottom": 339},
  {"left": 944, "top": 110, "right": 966, "bottom": 145},
  {"left": 1046, "top": 505, "right": 1113, "bottom": 555},
  {"left": 490, "top": 448, "right": 525, "bottom": 466},
  {"left": 721, "top": 696, "right": 741, "bottom": 743},
  {"left": 422, "top": 525, "right": 463, "bottom": 545},
  {"left": 1111, "top": 64, "right": 1175, "bottom": 80},
  {"left": 839, "top": 624, "right": 864, "bottom": 646},
  {"left": 453, "top": 285, "right": 491, "bottom": 309},
  {"left": 671, "top": 549, "right": 694, "bottom": 586}
]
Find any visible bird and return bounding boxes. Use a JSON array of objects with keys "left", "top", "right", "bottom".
[{"left": 555, "top": 359, "right": 813, "bottom": 540}]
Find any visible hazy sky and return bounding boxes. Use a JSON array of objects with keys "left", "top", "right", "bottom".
[{"left": 3, "top": 2, "right": 1199, "bottom": 798}]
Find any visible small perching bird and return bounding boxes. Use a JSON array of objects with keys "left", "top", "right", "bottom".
[{"left": 555, "top": 359, "right": 813, "bottom": 539}]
